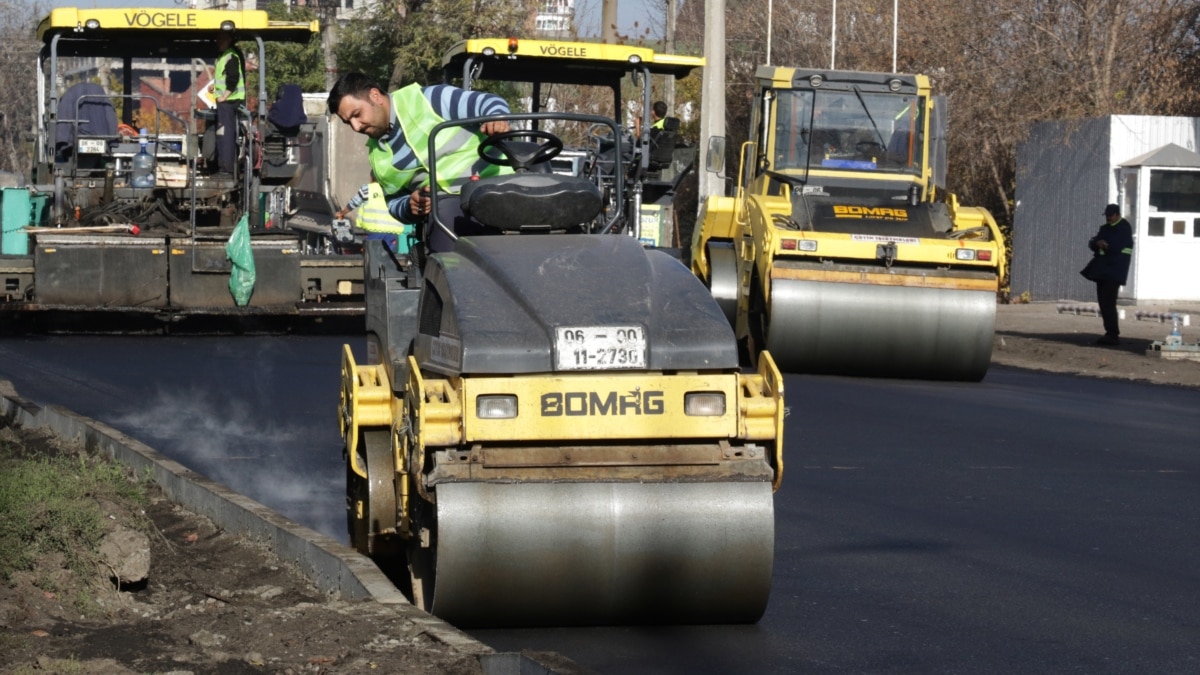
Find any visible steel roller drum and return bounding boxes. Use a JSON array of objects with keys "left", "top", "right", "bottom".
[
  {"left": 430, "top": 481, "right": 775, "bottom": 627},
  {"left": 767, "top": 279, "right": 996, "bottom": 381}
]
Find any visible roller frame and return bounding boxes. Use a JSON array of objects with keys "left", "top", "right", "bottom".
[{"left": 388, "top": 352, "right": 784, "bottom": 626}]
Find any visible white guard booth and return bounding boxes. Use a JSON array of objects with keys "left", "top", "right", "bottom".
[
  {"left": 1117, "top": 143, "right": 1200, "bottom": 302},
  {"left": 1013, "top": 115, "right": 1200, "bottom": 304}
]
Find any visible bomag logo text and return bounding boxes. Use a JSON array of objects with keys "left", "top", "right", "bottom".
[
  {"left": 538, "top": 44, "right": 588, "bottom": 57},
  {"left": 123, "top": 11, "right": 198, "bottom": 27},
  {"left": 541, "top": 390, "right": 664, "bottom": 416},
  {"left": 832, "top": 205, "right": 908, "bottom": 219}
]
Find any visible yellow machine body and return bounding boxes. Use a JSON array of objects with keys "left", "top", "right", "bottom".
[
  {"left": 337, "top": 44, "right": 783, "bottom": 625},
  {"left": 692, "top": 66, "right": 1006, "bottom": 381}
]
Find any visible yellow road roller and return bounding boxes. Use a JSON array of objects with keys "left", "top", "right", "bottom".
[
  {"left": 692, "top": 66, "right": 1006, "bottom": 381},
  {"left": 338, "top": 109, "right": 785, "bottom": 627}
]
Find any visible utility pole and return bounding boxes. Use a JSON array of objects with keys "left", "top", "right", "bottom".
[
  {"left": 665, "top": 0, "right": 677, "bottom": 113},
  {"left": 322, "top": 11, "right": 338, "bottom": 91},
  {"left": 602, "top": 0, "right": 618, "bottom": 43},
  {"left": 831, "top": 0, "right": 837, "bottom": 69},
  {"left": 698, "top": 0, "right": 725, "bottom": 202}
]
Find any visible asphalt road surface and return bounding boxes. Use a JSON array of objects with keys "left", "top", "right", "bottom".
[{"left": 1, "top": 335, "right": 1196, "bottom": 674}]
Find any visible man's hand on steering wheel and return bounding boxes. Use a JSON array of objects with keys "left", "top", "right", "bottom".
[{"left": 480, "top": 120, "right": 510, "bottom": 136}]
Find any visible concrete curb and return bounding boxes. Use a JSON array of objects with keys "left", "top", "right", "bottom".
[{"left": 0, "top": 378, "right": 489, "bottom": 656}]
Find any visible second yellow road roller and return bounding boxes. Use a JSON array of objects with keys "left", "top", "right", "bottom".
[{"left": 691, "top": 66, "right": 1006, "bottom": 381}]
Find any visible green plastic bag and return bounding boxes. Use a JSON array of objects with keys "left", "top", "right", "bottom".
[{"left": 225, "top": 213, "right": 256, "bottom": 306}]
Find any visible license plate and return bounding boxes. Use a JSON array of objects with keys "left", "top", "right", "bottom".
[
  {"left": 555, "top": 326, "right": 646, "bottom": 370},
  {"left": 77, "top": 138, "right": 106, "bottom": 154}
]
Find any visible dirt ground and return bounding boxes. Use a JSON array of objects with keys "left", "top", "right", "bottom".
[
  {"left": 992, "top": 300, "right": 1200, "bottom": 389},
  {"left": 0, "top": 424, "right": 502, "bottom": 675},
  {"left": 2, "top": 299, "right": 1198, "bottom": 675}
]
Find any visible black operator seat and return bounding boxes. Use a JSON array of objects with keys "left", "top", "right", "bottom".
[
  {"left": 648, "top": 116, "right": 681, "bottom": 171},
  {"left": 55, "top": 82, "right": 117, "bottom": 164},
  {"left": 460, "top": 172, "right": 602, "bottom": 232}
]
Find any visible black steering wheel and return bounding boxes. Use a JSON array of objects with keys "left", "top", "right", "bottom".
[
  {"left": 855, "top": 140, "right": 886, "bottom": 156},
  {"left": 477, "top": 129, "right": 564, "bottom": 171}
]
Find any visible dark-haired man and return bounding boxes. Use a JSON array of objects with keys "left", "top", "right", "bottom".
[{"left": 327, "top": 72, "right": 511, "bottom": 252}]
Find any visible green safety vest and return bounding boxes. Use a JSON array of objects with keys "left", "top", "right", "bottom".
[
  {"left": 367, "top": 84, "right": 509, "bottom": 197},
  {"left": 214, "top": 48, "right": 245, "bottom": 102},
  {"left": 357, "top": 183, "right": 411, "bottom": 253},
  {"left": 651, "top": 118, "right": 665, "bottom": 130}
]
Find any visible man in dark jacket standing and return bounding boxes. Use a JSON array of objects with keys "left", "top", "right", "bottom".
[{"left": 1088, "top": 203, "right": 1134, "bottom": 345}]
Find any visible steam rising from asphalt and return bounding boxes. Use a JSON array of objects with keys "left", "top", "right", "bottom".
[{"left": 113, "top": 384, "right": 347, "bottom": 540}]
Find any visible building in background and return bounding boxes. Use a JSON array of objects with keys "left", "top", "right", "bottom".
[
  {"left": 535, "top": 0, "right": 575, "bottom": 37},
  {"left": 1012, "top": 116, "right": 1200, "bottom": 304}
]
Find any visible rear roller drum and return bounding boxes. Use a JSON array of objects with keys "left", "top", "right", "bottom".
[
  {"left": 346, "top": 430, "right": 402, "bottom": 559},
  {"left": 706, "top": 241, "right": 739, "bottom": 326}
]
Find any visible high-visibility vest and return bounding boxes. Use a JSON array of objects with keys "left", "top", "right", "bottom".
[
  {"left": 214, "top": 48, "right": 245, "bottom": 102},
  {"left": 367, "top": 84, "right": 509, "bottom": 196},
  {"left": 651, "top": 117, "right": 665, "bottom": 130},
  {"left": 356, "top": 183, "right": 411, "bottom": 254}
]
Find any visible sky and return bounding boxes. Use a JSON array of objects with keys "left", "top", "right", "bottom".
[{"left": 41, "top": 0, "right": 661, "bottom": 37}]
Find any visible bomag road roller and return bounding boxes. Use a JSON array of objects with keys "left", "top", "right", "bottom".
[
  {"left": 0, "top": 7, "right": 364, "bottom": 332},
  {"left": 691, "top": 67, "right": 1006, "bottom": 381},
  {"left": 338, "top": 109, "right": 785, "bottom": 627}
]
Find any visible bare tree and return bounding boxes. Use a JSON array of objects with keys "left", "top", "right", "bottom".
[
  {"left": 676, "top": 0, "right": 1200, "bottom": 230},
  {"left": 0, "top": 0, "right": 41, "bottom": 179}
]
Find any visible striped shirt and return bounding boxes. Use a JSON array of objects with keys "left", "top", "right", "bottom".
[
  {"left": 379, "top": 84, "right": 510, "bottom": 222},
  {"left": 345, "top": 183, "right": 372, "bottom": 212}
]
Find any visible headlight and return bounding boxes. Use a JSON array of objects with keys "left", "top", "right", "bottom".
[
  {"left": 477, "top": 395, "right": 517, "bottom": 419},
  {"left": 84, "top": 19, "right": 100, "bottom": 29},
  {"left": 955, "top": 248, "right": 976, "bottom": 261},
  {"left": 685, "top": 392, "right": 725, "bottom": 416},
  {"left": 780, "top": 239, "right": 817, "bottom": 252}
]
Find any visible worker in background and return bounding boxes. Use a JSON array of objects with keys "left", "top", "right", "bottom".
[
  {"left": 327, "top": 72, "right": 511, "bottom": 253},
  {"left": 1086, "top": 203, "right": 1134, "bottom": 346},
  {"left": 336, "top": 174, "right": 412, "bottom": 254},
  {"left": 213, "top": 30, "right": 246, "bottom": 179},
  {"left": 635, "top": 100, "right": 668, "bottom": 138}
]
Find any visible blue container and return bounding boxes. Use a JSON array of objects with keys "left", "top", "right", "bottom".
[{"left": 2, "top": 187, "right": 33, "bottom": 255}]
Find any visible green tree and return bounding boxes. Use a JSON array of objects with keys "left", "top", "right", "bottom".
[
  {"left": 333, "top": 2, "right": 405, "bottom": 87},
  {"left": 335, "top": 0, "right": 538, "bottom": 91}
]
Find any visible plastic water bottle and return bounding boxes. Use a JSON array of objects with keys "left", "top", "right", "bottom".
[{"left": 131, "top": 128, "right": 156, "bottom": 188}]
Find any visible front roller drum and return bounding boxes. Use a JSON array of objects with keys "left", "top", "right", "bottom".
[
  {"left": 766, "top": 279, "right": 996, "bottom": 381},
  {"left": 427, "top": 481, "right": 775, "bottom": 627}
]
